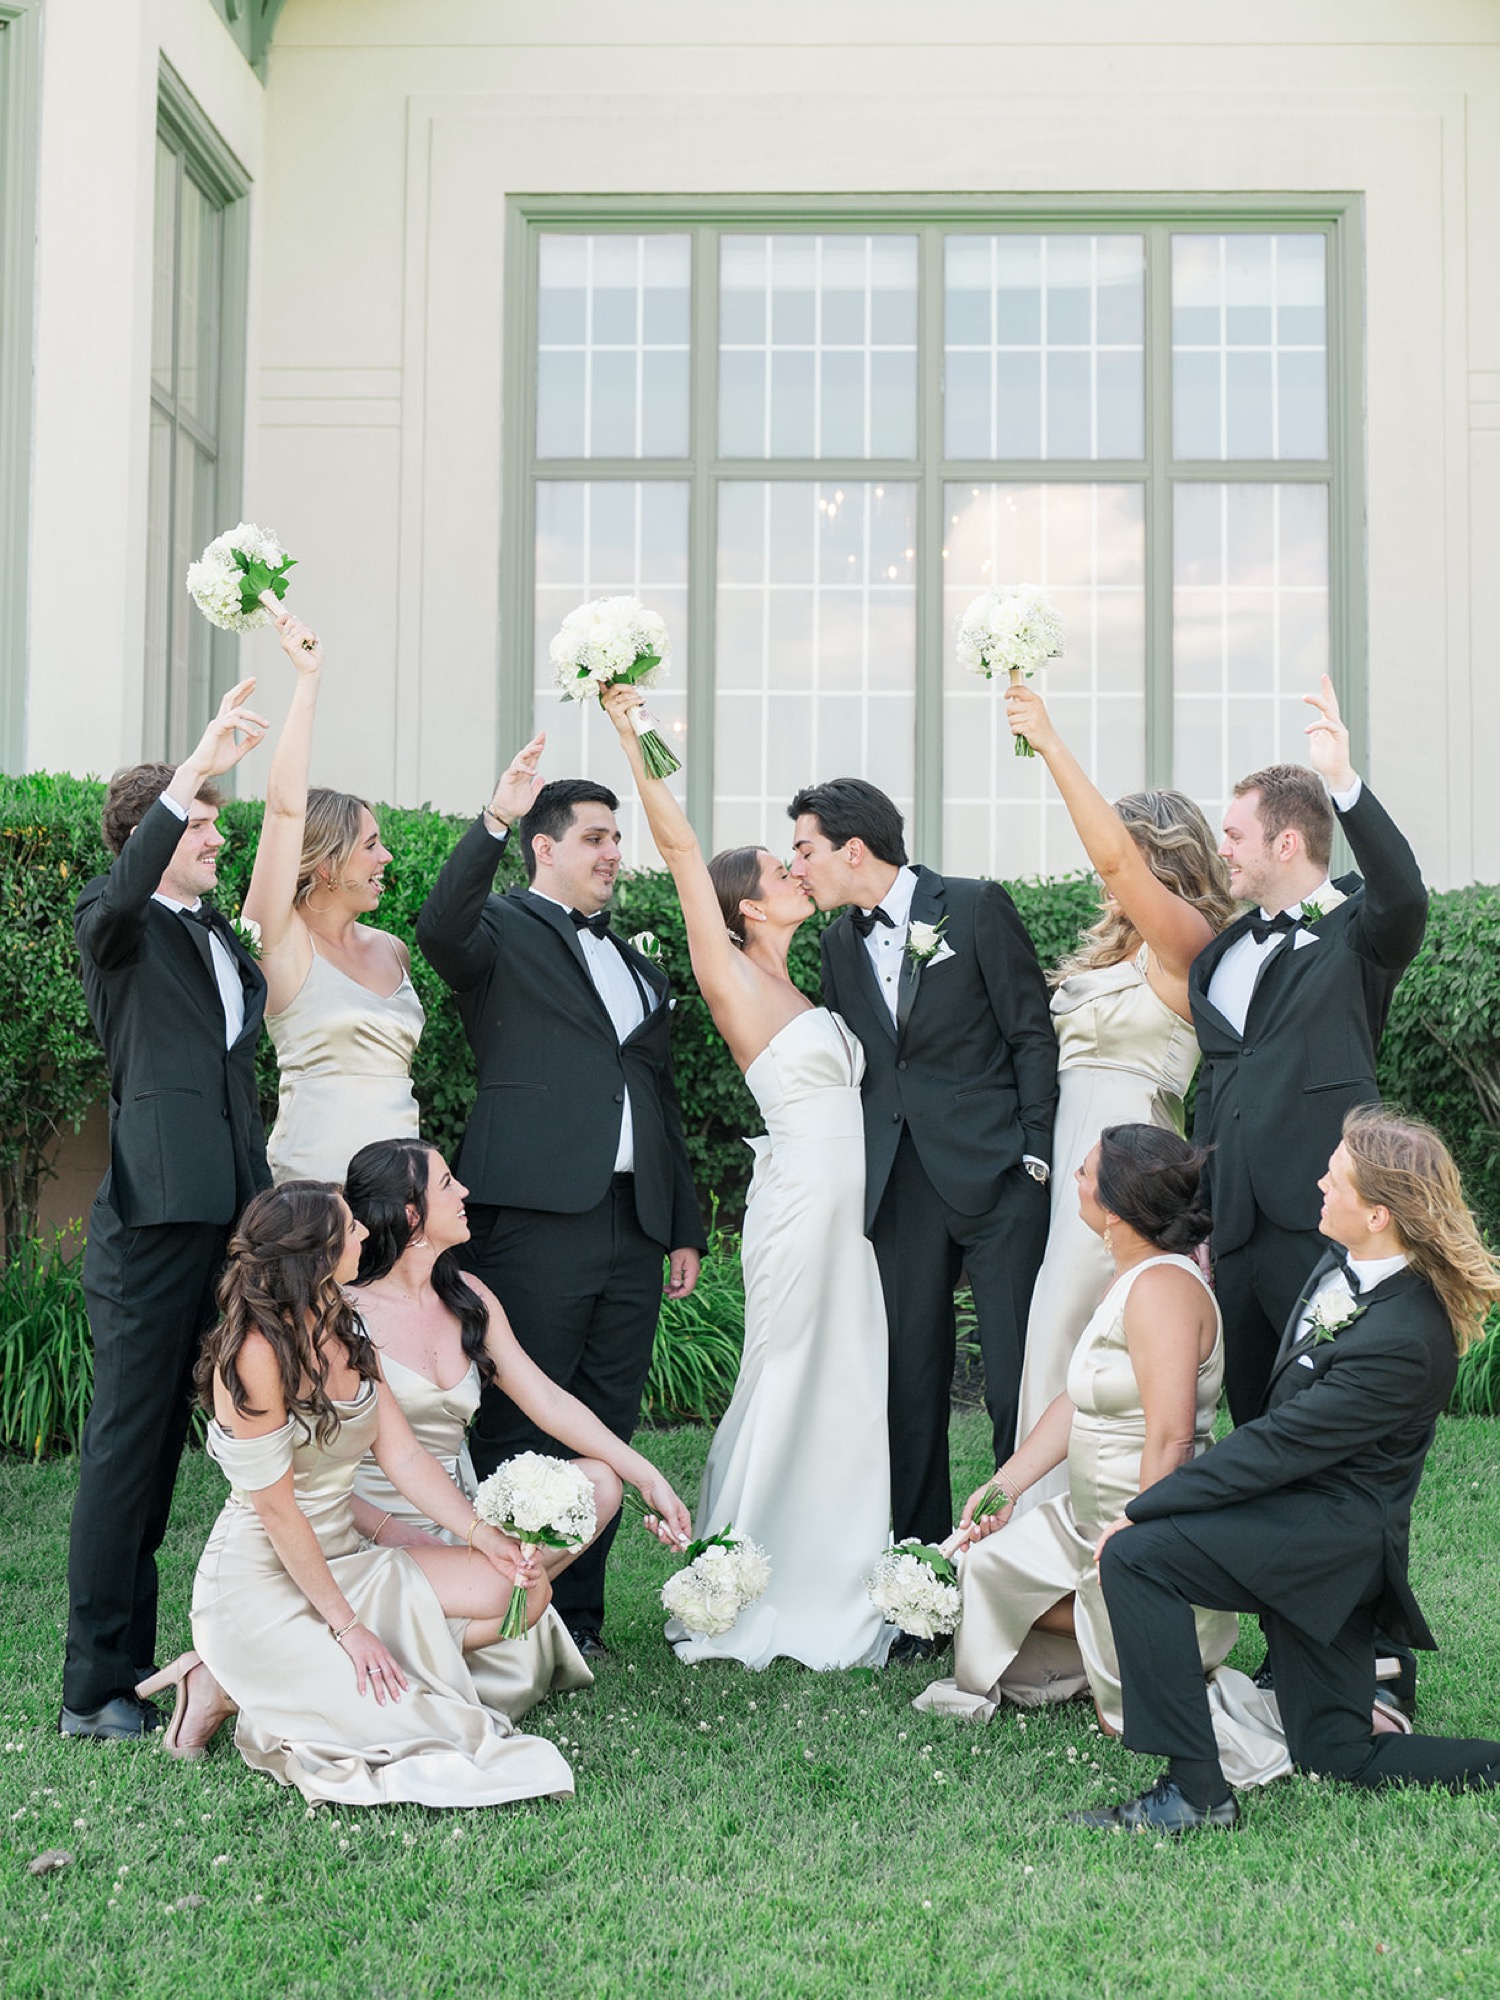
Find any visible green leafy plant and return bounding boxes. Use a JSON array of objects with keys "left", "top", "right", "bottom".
[
  {"left": 641, "top": 1207, "right": 746, "bottom": 1424},
  {"left": 0, "top": 1226, "right": 92, "bottom": 1458},
  {"left": 1451, "top": 1303, "right": 1500, "bottom": 1418}
]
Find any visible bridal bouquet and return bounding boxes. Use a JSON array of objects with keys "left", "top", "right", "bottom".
[
  {"left": 955, "top": 585, "right": 1065, "bottom": 757},
  {"left": 660, "top": 1524, "right": 772, "bottom": 1639},
  {"left": 186, "top": 523, "right": 299, "bottom": 633},
  {"left": 473, "top": 1452, "right": 598, "bottom": 1640},
  {"left": 549, "top": 595, "right": 680, "bottom": 778},
  {"left": 866, "top": 1540, "right": 963, "bottom": 1640}
]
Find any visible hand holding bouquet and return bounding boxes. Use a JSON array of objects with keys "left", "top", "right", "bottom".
[
  {"left": 186, "top": 523, "right": 316, "bottom": 650},
  {"left": 551, "top": 595, "right": 680, "bottom": 778},
  {"left": 956, "top": 586, "right": 1065, "bottom": 757},
  {"left": 866, "top": 1540, "right": 963, "bottom": 1641},
  {"left": 660, "top": 1524, "right": 772, "bottom": 1639},
  {"left": 473, "top": 1452, "right": 598, "bottom": 1640}
]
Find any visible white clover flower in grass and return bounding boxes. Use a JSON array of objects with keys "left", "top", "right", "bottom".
[
  {"left": 955, "top": 585, "right": 1065, "bottom": 757},
  {"left": 549, "top": 594, "right": 681, "bottom": 778},
  {"left": 866, "top": 1540, "right": 963, "bottom": 1640},
  {"left": 473, "top": 1452, "right": 597, "bottom": 1639},
  {"left": 186, "top": 523, "right": 298, "bottom": 634}
]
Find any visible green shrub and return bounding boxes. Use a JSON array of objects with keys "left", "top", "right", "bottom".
[
  {"left": 0, "top": 1226, "right": 92, "bottom": 1458},
  {"left": 1452, "top": 1305, "right": 1500, "bottom": 1418},
  {"left": 641, "top": 1208, "right": 747, "bottom": 1425}
]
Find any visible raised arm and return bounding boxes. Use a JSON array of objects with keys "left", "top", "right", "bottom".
[
  {"left": 1303, "top": 678, "right": 1428, "bottom": 972},
  {"left": 599, "top": 685, "right": 754, "bottom": 1021},
  {"left": 415, "top": 736, "right": 545, "bottom": 993},
  {"left": 1005, "top": 683, "right": 1215, "bottom": 986},
  {"left": 242, "top": 616, "right": 325, "bottom": 980}
]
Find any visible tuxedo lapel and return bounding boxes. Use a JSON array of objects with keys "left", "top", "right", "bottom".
[
  {"left": 517, "top": 891, "right": 617, "bottom": 1032},
  {"left": 1266, "top": 1249, "right": 1343, "bottom": 1390},
  {"left": 832, "top": 911, "right": 897, "bottom": 1042},
  {"left": 896, "top": 869, "right": 946, "bottom": 1043},
  {"left": 1191, "top": 912, "right": 1254, "bottom": 1042}
]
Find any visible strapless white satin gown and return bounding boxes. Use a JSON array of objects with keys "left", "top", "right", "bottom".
[{"left": 669, "top": 1009, "right": 895, "bottom": 1670}]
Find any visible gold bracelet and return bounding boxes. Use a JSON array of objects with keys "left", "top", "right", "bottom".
[
  {"left": 370, "top": 1511, "right": 393, "bottom": 1547},
  {"left": 331, "top": 1616, "right": 358, "bottom": 1644},
  {"left": 466, "top": 1519, "right": 482, "bottom": 1551}
]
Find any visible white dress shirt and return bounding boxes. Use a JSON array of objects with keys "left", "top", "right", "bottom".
[
  {"left": 153, "top": 796, "right": 244, "bottom": 1047},
  {"left": 1291, "top": 1247, "right": 1408, "bottom": 1348},
  {"left": 1206, "top": 777, "right": 1363, "bottom": 1038},
  {"left": 531, "top": 888, "right": 647, "bottom": 1173},
  {"left": 859, "top": 864, "right": 918, "bottom": 1026}
]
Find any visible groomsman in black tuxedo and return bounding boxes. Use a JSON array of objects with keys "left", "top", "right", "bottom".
[
  {"left": 62, "top": 682, "right": 272, "bottom": 1739},
  {"left": 1189, "top": 677, "right": 1427, "bottom": 1427},
  {"left": 789, "top": 780, "right": 1058, "bottom": 1584},
  {"left": 416, "top": 735, "right": 704, "bottom": 1656},
  {"left": 1080, "top": 1109, "right": 1500, "bottom": 1835}
]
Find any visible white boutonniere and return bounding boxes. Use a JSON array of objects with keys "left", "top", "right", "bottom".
[
  {"left": 1299, "top": 886, "right": 1348, "bottom": 925},
  {"left": 1306, "top": 1294, "right": 1367, "bottom": 1343},
  {"left": 906, "top": 917, "right": 951, "bottom": 967},
  {"left": 629, "top": 929, "right": 664, "bottom": 964},
  {"left": 232, "top": 914, "right": 261, "bottom": 958}
]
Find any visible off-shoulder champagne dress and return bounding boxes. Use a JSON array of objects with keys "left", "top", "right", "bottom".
[{"left": 191, "top": 1385, "right": 574, "bottom": 1807}]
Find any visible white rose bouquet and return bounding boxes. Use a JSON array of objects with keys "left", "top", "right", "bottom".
[
  {"left": 955, "top": 585, "right": 1065, "bottom": 757},
  {"left": 660, "top": 1524, "right": 772, "bottom": 1640},
  {"left": 186, "top": 523, "right": 300, "bottom": 634},
  {"left": 866, "top": 1539, "right": 963, "bottom": 1641},
  {"left": 473, "top": 1452, "right": 598, "bottom": 1640},
  {"left": 550, "top": 595, "right": 680, "bottom": 778}
]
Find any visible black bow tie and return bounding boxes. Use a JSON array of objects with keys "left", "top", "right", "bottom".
[
  {"left": 179, "top": 903, "right": 227, "bottom": 937},
  {"left": 570, "top": 909, "right": 613, "bottom": 940},
  {"left": 1249, "top": 909, "right": 1298, "bottom": 945},
  {"left": 850, "top": 905, "right": 895, "bottom": 940}
]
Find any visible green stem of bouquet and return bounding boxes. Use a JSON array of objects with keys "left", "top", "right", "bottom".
[
  {"left": 499, "top": 1556, "right": 536, "bottom": 1641},
  {"left": 1005, "top": 666, "right": 1034, "bottom": 757}
]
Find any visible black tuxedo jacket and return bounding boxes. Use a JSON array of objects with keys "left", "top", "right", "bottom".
[
  {"left": 415, "top": 817, "right": 704, "bottom": 1253},
  {"left": 1188, "top": 786, "right": 1427, "bottom": 1251},
  {"left": 74, "top": 798, "right": 270, "bottom": 1228},
  {"left": 820, "top": 866, "right": 1058, "bottom": 1229},
  {"left": 1127, "top": 1253, "right": 1456, "bottom": 1649}
]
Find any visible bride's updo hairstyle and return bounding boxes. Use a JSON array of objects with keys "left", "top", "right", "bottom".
[
  {"left": 708, "top": 845, "right": 765, "bottom": 947},
  {"left": 1094, "top": 1123, "right": 1212, "bottom": 1255},
  {"left": 196, "top": 1181, "right": 378, "bottom": 1442},
  {"left": 295, "top": 787, "right": 376, "bottom": 905},
  {"left": 344, "top": 1138, "right": 495, "bottom": 1385}
]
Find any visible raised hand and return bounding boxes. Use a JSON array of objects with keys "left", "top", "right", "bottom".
[
  {"left": 185, "top": 677, "right": 270, "bottom": 781},
  {"left": 486, "top": 734, "right": 546, "bottom": 829},
  {"left": 1303, "top": 674, "right": 1357, "bottom": 793},
  {"left": 274, "top": 611, "right": 323, "bottom": 675},
  {"left": 1003, "top": 683, "right": 1061, "bottom": 760},
  {"left": 601, "top": 683, "right": 645, "bottom": 737}
]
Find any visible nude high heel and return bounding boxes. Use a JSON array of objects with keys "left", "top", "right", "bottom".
[{"left": 136, "top": 1652, "right": 237, "bottom": 1759}]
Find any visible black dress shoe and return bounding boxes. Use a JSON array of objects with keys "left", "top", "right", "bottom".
[
  {"left": 887, "top": 1631, "right": 952, "bottom": 1667},
  {"left": 566, "top": 1629, "right": 611, "bottom": 1662},
  {"left": 59, "top": 1693, "right": 164, "bottom": 1741},
  {"left": 1068, "top": 1774, "right": 1240, "bottom": 1835}
]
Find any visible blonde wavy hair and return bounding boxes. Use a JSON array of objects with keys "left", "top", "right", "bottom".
[
  {"left": 1052, "top": 789, "right": 1235, "bottom": 986},
  {"left": 1341, "top": 1106, "right": 1500, "bottom": 1352},
  {"left": 294, "top": 788, "right": 374, "bottom": 906}
]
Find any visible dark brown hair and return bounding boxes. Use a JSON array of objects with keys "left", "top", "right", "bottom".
[
  {"left": 103, "top": 764, "right": 224, "bottom": 856},
  {"left": 196, "top": 1181, "right": 378, "bottom": 1443},
  {"left": 1232, "top": 764, "right": 1334, "bottom": 871},
  {"left": 707, "top": 846, "right": 766, "bottom": 947},
  {"left": 1095, "top": 1124, "right": 1212, "bottom": 1255}
]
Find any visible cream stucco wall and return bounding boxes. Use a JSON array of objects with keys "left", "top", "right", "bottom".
[{"left": 19, "top": 1, "right": 1500, "bottom": 885}]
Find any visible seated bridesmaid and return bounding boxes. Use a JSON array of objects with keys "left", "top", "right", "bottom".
[
  {"left": 243, "top": 613, "right": 424, "bottom": 1184},
  {"left": 343, "top": 1136, "right": 692, "bottom": 1713},
  {"left": 916, "top": 1125, "right": 1290, "bottom": 1790},
  {"left": 142, "top": 1182, "right": 575, "bottom": 1807}
]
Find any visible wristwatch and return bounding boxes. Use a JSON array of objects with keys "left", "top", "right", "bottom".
[{"left": 1023, "top": 1159, "right": 1049, "bottom": 1186}]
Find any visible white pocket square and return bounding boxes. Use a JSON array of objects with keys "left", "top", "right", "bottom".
[
  {"left": 1292, "top": 931, "right": 1320, "bottom": 950},
  {"left": 1296, "top": 1352, "right": 1318, "bottom": 1368},
  {"left": 925, "top": 940, "right": 957, "bottom": 969}
]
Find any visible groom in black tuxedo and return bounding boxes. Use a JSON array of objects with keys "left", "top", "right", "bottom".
[
  {"left": 417, "top": 735, "right": 704, "bottom": 1654},
  {"left": 1079, "top": 1110, "right": 1500, "bottom": 1835},
  {"left": 790, "top": 780, "right": 1058, "bottom": 1569},
  {"left": 62, "top": 682, "right": 272, "bottom": 1739},
  {"left": 1189, "top": 677, "right": 1427, "bottom": 1426}
]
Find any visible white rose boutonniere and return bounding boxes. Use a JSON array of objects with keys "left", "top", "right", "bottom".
[
  {"left": 1299, "top": 886, "right": 1348, "bottom": 925},
  {"left": 629, "top": 929, "right": 663, "bottom": 964},
  {"left": 906, "top": 917, "right": 951, "bottom": 967},
  {"left": 1306, "top": 1291, "right": 1367, "bottom": 1343}
]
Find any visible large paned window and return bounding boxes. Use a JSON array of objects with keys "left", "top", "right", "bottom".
[
  {"left": 145, "top": 74, "right": 248, "bottom": 763},
  {"left": 506, "top": 201, "right": 1359, "bottom": 875},
  {"left": 0, "top": 0, "right": 41, "bottom": 769}
]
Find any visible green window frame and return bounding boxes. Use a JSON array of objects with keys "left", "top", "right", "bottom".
[
  {"left": 502, "top": 194, "right": 1363, "bottom": 866},
  {"left": 145, "top": 63, "right": 250, "bottom": 764},
  {"left": 0, "top": 0, "right": 42, "bottom": 771}
]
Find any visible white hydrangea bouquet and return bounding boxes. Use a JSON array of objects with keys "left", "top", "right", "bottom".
[
  {"left": 549, "top": 595, "right": 680, "bottom": 779},
  {"left": 955, "top": 585, "right": 1065, "bottom": 757},
  {"left": 660, "top": 1523, "right": 772, "bottom": 1640},
  {"left": 186, "top": 522, "right": 304, "bottom": 635},
  {"left": 473, "top": 1452, "right": 598, "bottom": 1640},
  {"left": 866, "top": 1539, "right": 963, "bottom": 1641}
]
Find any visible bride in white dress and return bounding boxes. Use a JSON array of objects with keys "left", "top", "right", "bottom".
[{"left": 603, "top": 688, "right": 894, "bottom": 1671}]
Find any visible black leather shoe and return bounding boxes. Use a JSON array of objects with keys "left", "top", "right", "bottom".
[
  {"left": 567, "top": 1629, "right": 611, "bottom": 1663},
  {"left": 59, "top": 1694, "right": 164, "bottom": 1741},
  {"left": 887, "top": 1631, "right": 952, "bottom": 1667},
  {"left": 1068, "top": 1774, "right": 1240, "bottom": 1835},
  {"left": 1376, "top": 1648, "right": 1418, "bottom": 1718}
]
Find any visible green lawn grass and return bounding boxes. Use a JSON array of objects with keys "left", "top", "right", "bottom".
[{"left": 3, "top": 1413, "right": 1499, "bottom": 1999}]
